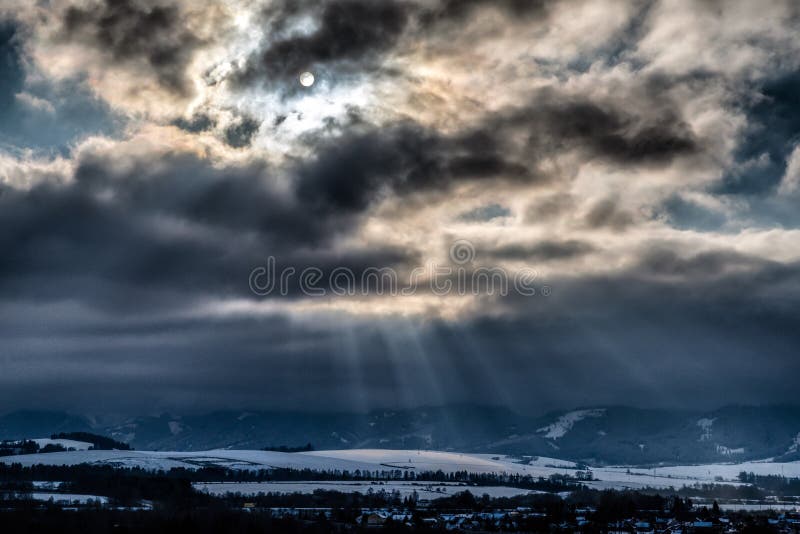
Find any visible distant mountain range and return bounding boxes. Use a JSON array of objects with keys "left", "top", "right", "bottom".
[{"left": 1, "top": 405, "right": 799, "bottom": 466}]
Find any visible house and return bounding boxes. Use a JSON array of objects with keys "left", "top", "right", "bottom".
[
  {"left": 358, "top": 511, "right": 390, "bottom": 526},
  {"left": 390, "top": 513, "right": 412, "bottom": 524}
]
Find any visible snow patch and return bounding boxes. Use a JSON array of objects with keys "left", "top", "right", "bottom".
[
  {"left": 537, "top": 409, "right": 605, "bottom": 439},
  {"left": 31, "top": 493, "right": 109, "bottom": 504},
  {"left": 716, "top": 445, "right": 745, "bottom": 456},
  {"left": 788, "top": 432, "right": 800, "bottom": 454},
  {"left": 168, "top": 421, "right": 185, "bottom": 436},
  {"left": 195, "top": 481, "right": 541, "bottom": 499},
  {"left": 32, "top": 481, "right": 64, "bottom": 490},
  {"left": 697, "top": 418, "right": 715, "bottom": 442}
]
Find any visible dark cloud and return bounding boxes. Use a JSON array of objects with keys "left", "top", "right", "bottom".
[
  {"left": 223, "top": 116, "right": 261, "bottom": 148},
  {"left": 525, "top": 194, "right": 574, "bottom": 223},
  {"left": 0, "top": 124, "right": 796, "bottom": 415},
  {"left": 0, "top": 20, "right": 24, "bottom": 113},
  {"left": 232, "top": 0, "right": 560, "bottom": 92},
  {"left": 0, "top": 106, "right": 557, "bottom": 314},
  {"left": 227, "top": 0, "right": 568, "bottom": 92},
  {"left": 447, "top": 0, "right": 553, "bottom": 16},
  {"left": 0, "top": 148, "right": 417, "bottom": 311},
  {"left": 296, "top": 120, "right": 531, "bottom": 213},
  {"left": 361, "top": 90, "right": 700, "bottom": 200},
  {"left": 419, "top": 0, "right": 553, "bottom": 26},
  {"left": 234, "top": 0, "right": 410, "bottom": 89},
  {"left": 476, "top": 256, "right": 800, "bottom": 411},
  {"left": 284, "top": 89, "right": 695, "bottom": 217},
  {"left": 634, "top": 248, "right": 767, "bottom": 280},
  {"left": 172, "top": 113, "right": 215, "bottom": 133},
  {"left": 583, "top": 198, "right": 635, "bottom": 231},
  {"left": 2, "top": 245, "right": 799, "bottom": 414},
  {"left": 513, "top": 92, "right": 699, "bottom": 165},
  {"left": 419, "top": 0, "right": 559, "bottom": 31},
  {"left": 60, "top": 0, "right": 202, "bottom": 95},
  {"left": 487, "top": 239, "right": 595, "bottom": 262}
]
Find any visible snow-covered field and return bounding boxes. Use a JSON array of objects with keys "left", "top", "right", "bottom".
[
  {"left": 595, "top": 461, "right": 800, "bottom": 489},
  {"left": 3, "top": 448, "right": 800, "bottom": 491},
  {"left": 194, "top": 481, "right": 542, "bottom": 499},
  {"left": 30, "top": 492, "right": 109, "bottom": 504},
  {"left": 714, "top": 503, "right": 799, "bottom": 512},
  {"left": 304, "top": 449, "right": 577, "bottom": 474},
  {"left": 0, "top": 449, "right": 379, "bottom": 472}
]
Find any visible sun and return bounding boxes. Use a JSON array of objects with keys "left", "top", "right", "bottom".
[{"left": 299, "top": 71, "right": 315, "bottom": 87}]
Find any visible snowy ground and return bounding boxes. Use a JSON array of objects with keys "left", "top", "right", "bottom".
[
  {"left": 32, "top": 481, "right": 64, "bottom": 490},
  {"left": 303, "top": 449, "right": 578, "bottom": 474},
  {"left": 0, "top": 449, "right": 379, "bottom": 472},
  {"left": 590, "top": 461, "right": 800, "bottom": 490},
  {"left": 194, "top": 481, "right": 543, "bottom": 499},
  {"left": 30, "top": 492, "right": 109, "bottom": 504},
  {"left": 2, "top": 449, "right": 800, "bottom": 491},
  {"left": 712, "top": 503, "right": 799, "bottom": 512}
]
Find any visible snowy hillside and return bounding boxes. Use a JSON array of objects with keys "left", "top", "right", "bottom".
[
  {"left": 194, "top": 480, "right": 546, "bottom": 499},
  {"left": 3, "top": 448, "right": 800, "bottom": 492},
  {"left": 536, "top": 409, "right": 606, "bottom": 439}
]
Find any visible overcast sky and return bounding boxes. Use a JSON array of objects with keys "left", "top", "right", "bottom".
[{"left": 1, "top": 0, "right": 799, "bottom": 415}]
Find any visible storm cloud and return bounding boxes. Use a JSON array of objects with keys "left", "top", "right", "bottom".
[
  {"left": 231, "top": 0, "right": 562, "bottom": 90},
  {"left": 234, "top": 0, "right": 411, "bottom": 88},
  {"left": 59, "top": 0, "right": 203, "bottom": 95},
  {"left": 0, "top": 144, "right": 424, "bottom": 315},
  {"left": 0, "top": 0, "right": 799, "bottom": 415}
]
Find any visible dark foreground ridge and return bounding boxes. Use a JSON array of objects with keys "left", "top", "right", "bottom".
[{"left": 1, "top": 463, "right": 799, "bottom": 532}]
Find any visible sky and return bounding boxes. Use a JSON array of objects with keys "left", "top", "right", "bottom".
[{"left": 0, "top": 0, "right": 799, "bottom": 415}]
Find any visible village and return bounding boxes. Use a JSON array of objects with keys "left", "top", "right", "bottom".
[{"left": 236, "top": 499, "right": 800, "bottom": 532}]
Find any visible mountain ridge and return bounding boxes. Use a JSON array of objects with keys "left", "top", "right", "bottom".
[{"left": 2, "top": 405, "right": 799, "bottom": 466}]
